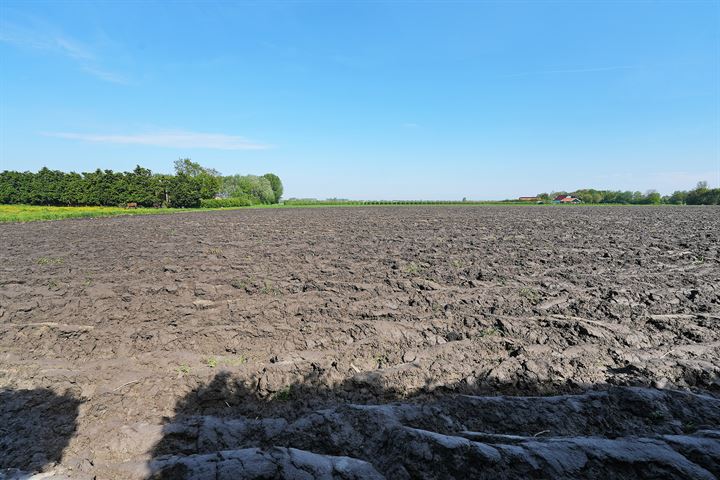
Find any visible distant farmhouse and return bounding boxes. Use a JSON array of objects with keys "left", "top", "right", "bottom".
[
  {"left": 518, "top": 196, "right": 540, "bottom": 202},
  {"left": 553, "top": 195, "right": 582, "bottom": 204}
]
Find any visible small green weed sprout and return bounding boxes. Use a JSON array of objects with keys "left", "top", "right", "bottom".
[
  {"left": 478, "top": 327, "right": 501, "bottom": 338},
  {"left": 373, "top": 353, "right": 387, "bottom": 368},
  {"left": 519, "top": 287, "right": 540, "bottom": 305},
  {"left": 647, "top": 410, "right": 665, "bottom": 424},
  {"left": 224, "top": 354, "right": 248, "bottom": 367},
  {"left": 205, "top": 357, "right": 218, "bottom": 368},
  {"left": 261, "top": 281, "right": 280, "bottom": 296},
  {"left": 274, "top": 385, "right": 293, "bottom": 401},
  {"left": 178, "top": 364, "right": 191, "bottom": 375},
  {"left": 682, "top": 421, "right": 697, "bottom": 433},
  {"left": 36, "top": 257, "right": 64, "bottom": 265},
  {"left": 404, "top": 261, "right": 421, "bottom": 274}
]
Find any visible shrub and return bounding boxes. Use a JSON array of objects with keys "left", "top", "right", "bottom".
[
  {"left": 200, "top": 196, "right": 254, "bottom": 208},
  {"left": 221, "top": 175, "right": 276, "bottom": 204}
]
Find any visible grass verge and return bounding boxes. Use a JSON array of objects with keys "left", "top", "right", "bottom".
[
  {"left": 0, "top": 205, "right": 231, "bottom": 223},
  {"left": 0, "top": 202, "right": 675, "bottom": 223}
]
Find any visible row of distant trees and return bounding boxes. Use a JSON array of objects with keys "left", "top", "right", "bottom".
[
  {"left": 0, "top": 159, "right": 283, "bottom": 208},
  {"left": 537, "top": 182, "right": 720, "bottom": 205}
]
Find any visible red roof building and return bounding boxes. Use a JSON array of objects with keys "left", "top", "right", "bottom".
[{"left": 553, "top": 195, "right": 581, "bottom": 203}]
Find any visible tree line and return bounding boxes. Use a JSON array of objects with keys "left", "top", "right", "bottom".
[
  {"left": 0, "top": 159, "right": 283, "bottom": 208},
  {"left": 537, "top": 182, "right": 720, "bottom": 205}
]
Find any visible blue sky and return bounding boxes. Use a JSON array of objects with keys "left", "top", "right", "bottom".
[{"left": 1, "top": 1, "right": 718, "bottom": 199}]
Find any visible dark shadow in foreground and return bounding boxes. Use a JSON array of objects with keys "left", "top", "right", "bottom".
[
  {"left": 0, "top": 388, "right": 82, "bottom": 475},
  {"left": 147, "top": 371, "right": 720, "bottom": 480}
]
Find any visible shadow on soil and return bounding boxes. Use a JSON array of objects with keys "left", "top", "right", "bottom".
[
  {"left": 0, "top": 388, "right": 82, "bottom": 474},
  {"left": 147, "top": 371, "right": 720, "bottom": 479}
]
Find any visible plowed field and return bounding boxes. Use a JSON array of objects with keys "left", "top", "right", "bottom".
[{"left": 1, "top": 206, "right": 719, "bottom": 479}]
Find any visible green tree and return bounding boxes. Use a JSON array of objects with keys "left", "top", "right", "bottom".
[
  {"left": 60, "top": 172, "right": 84, "bottom": 205},
  {"left": 666, "top": 190, "right": 688, "bottom": 205},
  {"left": 167, "top": 173, "right": 202, "bottom": 208},
  {"left": 222, "top": 174, "right": 276, "bottom": 204},
  {"left": 262, "top": 173, "right": 283, "bottom": 203},
  {"left": 644, "top": 190, "right": 662, "bottom": 204},
  {"left": 0, "top": 165, "right": 281, "bottom": 208},
  {"left": 174, "top": 158, "right": 221, "bottom": 199},
  {"left": 686, "top": 181, "right": 719, "bottom": 205},
  {"left": 126, "top": 166, "right": 160, "bottom": 206}
]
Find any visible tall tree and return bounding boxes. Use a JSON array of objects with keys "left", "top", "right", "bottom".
[
  {"left": 174, "top": 158, "right": 221, "bottom": 199},
  {"left": 222, "top": 174, "right": 275, "bottom": 204},
  {"left": 262, "top": 173, "right": 283, "bottom": 203}
]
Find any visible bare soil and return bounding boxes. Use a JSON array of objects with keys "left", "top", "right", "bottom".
[{"left": 1, "top": 206, "right": 719, "bottom": 479}]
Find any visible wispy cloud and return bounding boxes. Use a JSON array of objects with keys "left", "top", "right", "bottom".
[
  {"left": 503, "top": 65, "right": 641, "bottom": 78},
  {"left": 80, "top": 66, "right": 130, "bottom": 85},
  {"left": 0, "top": 22, "right": 92, "bottom": 59},
  {"left": 43, "top": 130, "right": 271, "bottom": 150},
  {"left": 0, "top": 20, "right": 127, "bottom": 84}
]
